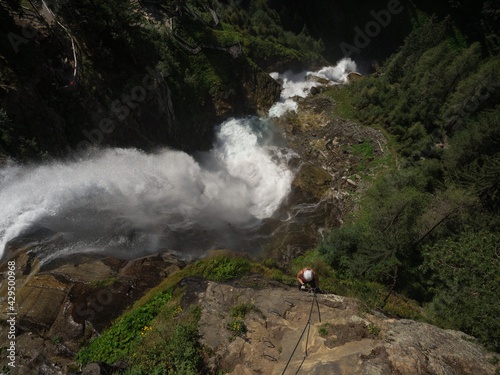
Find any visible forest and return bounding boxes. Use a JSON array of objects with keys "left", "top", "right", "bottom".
[
  {"left": 318, "top": 10, "right": 499, "bottom": 351},
  {"left": 1, "top": 0, "right": 499, "bottom": 355}
]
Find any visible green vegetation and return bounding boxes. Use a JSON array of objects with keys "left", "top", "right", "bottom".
[
  {"left": 125, "top": 306, "right": 205, "bottom": 375},
  {"left": 75, "top": 254, "right": 260, "bottom": 372},
  {"left": 77, "top": 286, "right": 207, "bottom": 374},
  {"left": 423, "top": 230, "right": 500, "bottom": 351},
  {"left": 318, "top": 15, "right": 500, "bottom": 351},
  {"left": 318, "top": 322, "right": 332, "bottom": 337},
  {"left": 227, "top": 319, "right": 248, "bottom": 337},
  {"left": 227, "top": 302, "right": 259, "bottom": 338},
  {"left": 367, "top": 323, "right": 380, "bottom": 336},
  {"left": 217, "top": 0, "right": 324, "bottom": 69},
  {"left": 346, "top": 141, "right": 377, "bottom": 173},
  {"left": 51, "top": 335, "right": 62, "bottom": 345},
  {"left": 188, "top": 255, "right": 251, "bottom": 282},
  {"left": 323, "top": 86, "right": 357, "bottom": 120},
  {"left": 230, "top": 303, "right": 258, "bottom": 318},
  {"left": 77, "top": 291, "right": 172, "bottom": 365}
]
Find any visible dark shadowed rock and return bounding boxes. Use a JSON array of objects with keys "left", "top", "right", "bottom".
[
  {"left": 82, "top": 362, "right": 114, "bottom": 375},
  {"left": 0, "top": 250, "right": 183, "bottom": 374}
]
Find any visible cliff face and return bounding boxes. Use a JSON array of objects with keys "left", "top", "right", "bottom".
[
  {"left": 193, "top": 280, "right": 499, "bottom": 375},
  {"left": 1, "top": 250, "right": 498, "bottom": 375},
  {"left": 0, "top": 2, "right": 282, "bottom": 160},
  {"left": 0, "top": 248, "right": 185, "bottom": 374}
]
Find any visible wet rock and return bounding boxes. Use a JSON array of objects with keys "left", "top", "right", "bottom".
[
  {"left": 346, "top": 178, "right": 357, "bottom": 188},
  {"left": 0, "top": 249, "right": 183, "bottom": 374},
  {"left": 82, "top": 362, "right": 115, "bottom": 375},
  {"left": 50, "top": 261, "right": 114, "bottom": 284},
  {"left": 3, "top": 226, "right": 60, "bottom": 257},
  {"left": 266, "top": 85, "right": 388, "bottom": 262},
  {"left": 17, "top": 274, "right": 71, "bottom": 331},
  {"left": 291, "top": 163, "right": 332, "bottom": 200},
  {"left": 347, "top": 72, "right": 364, "bottom": 82}
]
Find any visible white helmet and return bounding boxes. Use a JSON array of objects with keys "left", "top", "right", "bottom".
[{"left": 303, "top": 269, "right": 313, "bottom": 282}]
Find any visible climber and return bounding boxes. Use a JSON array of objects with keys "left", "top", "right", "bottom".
[{"left": 297, "top": 268, "right": 319, "bottom": 292}]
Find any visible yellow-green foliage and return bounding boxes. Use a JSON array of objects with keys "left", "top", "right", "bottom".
[
  {"left": 323, "top": 86, "right": 357, "bottom": 120},
  {"left": 227, "top": 319, "right": 247, "bottom": 337},
  {"left": 77, "top": 291, "right": 172, "bottom": 365},
  {"left": 291, "top": 250, "right": 425, "bottom": 320},
  {"left": 129, "top": 303, "right": 205, "bottom": 374},
  {"left": 367, "top": 323, "right": 381, "bottom": 336},
  {"left": 188, "top": 254, "right": 251, "bottom": 282},
  {"left": 229, "top": 303, "right": 258, "bottom": 318},
  {"left": 384, "top": 294, "right": 425, "bottom": 321}
]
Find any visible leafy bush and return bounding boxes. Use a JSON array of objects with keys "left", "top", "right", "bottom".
[
  {"left": 230, "top": 303, "right": 258, "bottom": 318},
  {"left": 77, "top": 291, "right": 171, "bottom": 365},
  {"left": 138, "top": 323, "right": 204, "bottom": 375},
  {"left": 190, "top": 255, "right": 251, "bottom": 282},
  {"left": 318, "top": 323, "right": 332, "bottom": 337},
  {"left": 423, "top": 230, "right": 500, "bottom": 351},
  {"left": 319, "top": 7, "right": 500, "bottom": 352},
  {"left": 227, "top": 319, "right": 247, "bottom": 336},
  {"left": 367, "top": 323, "right": 380, "bottom": 336}
]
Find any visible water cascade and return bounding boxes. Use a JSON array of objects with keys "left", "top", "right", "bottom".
[{"left": 0, "top": 58, "right": 357, "bottom": 263}]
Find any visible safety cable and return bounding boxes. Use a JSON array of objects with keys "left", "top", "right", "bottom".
[
  {"left": 294, "top": 356, "right": 307, "bottom": 375},
  {"left": 281, "top": 291, "right": 321, "bottom": 375},
  {"left": 314, "top": 292, "right": 321, "bottom": 323}
]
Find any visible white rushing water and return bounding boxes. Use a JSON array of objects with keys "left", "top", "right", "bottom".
[
  {"left": 0, "top": 118, "right": 293, "bottom": 259},
  {"left": 268, "top": 57, "right": 357, "bottom": 117},
  {"left": 0, "top": 58, "right": 357, "bottom": 261}
]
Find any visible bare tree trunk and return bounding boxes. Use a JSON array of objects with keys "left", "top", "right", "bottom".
[{"left": 382, "top": 265, "right": 398, "bottom": 309}]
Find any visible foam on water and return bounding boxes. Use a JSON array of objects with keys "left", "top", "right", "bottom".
[
  {"left": 0, "top": 117, "right": 293, "bottom": 259},
  {"left": 268, "top": 58, "right": 357, "bottom": 118},
  {"left": 306, "top": 58, "right": 357, "bottom": 83},
  {"left": 0, "top": 57, "right": 357, "bottom": 261}
]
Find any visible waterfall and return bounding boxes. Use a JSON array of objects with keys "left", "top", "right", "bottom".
[{"left": 0, "top": 58, "right": 357, "bottom": 262}]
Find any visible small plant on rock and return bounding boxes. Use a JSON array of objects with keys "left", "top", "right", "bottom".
[
  {"left": 367, "top": 323, "right": 381, "bottom": 336},
  {"left": 227, "top": 319, "right": 247, "bottom": 337},
  {"left": 229, "top": 303, "right": 257, "bottom": 319}
]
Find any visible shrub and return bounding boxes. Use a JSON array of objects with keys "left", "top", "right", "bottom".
[
  {"left": 191, "top": 255, "right": 251, "bottom": 282},
  {"left": 77, "top": 291, "right": 171, "bottom": 365},
  {"left": 230, "top": 303, "right": 258, "bottom": 318},
  {"left": 227, "top": 319, "right": 247, "bottom": 337}
]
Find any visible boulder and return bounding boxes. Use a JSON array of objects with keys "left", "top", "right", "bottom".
[
  {"left": 191, "top": 280, "right": 499, "bottom": 375},
  {"left": 0, "top": 250, "right": 183, "bottom": 374}
]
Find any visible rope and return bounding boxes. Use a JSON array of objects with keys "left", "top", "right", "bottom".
[
  {"left": 281, "top": 292, "right": 321, "bottom": 375},
  {"left": 294, "top": 356, "right": 307, "bottom": 375},
  {"left": 314, "top": 293, "right": 321, "bottom": 323},
  {"left": 304, "top": 320, "right": 311, "bottom": 357}
]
